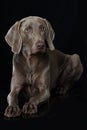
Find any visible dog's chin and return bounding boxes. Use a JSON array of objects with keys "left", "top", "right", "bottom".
[{"left": 32, "top": 48, "right": 46, "bottom": 54}]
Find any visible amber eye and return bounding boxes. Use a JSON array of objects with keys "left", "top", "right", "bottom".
[
  {"left": 39, "top": 25, "right": 45, "bottom": 32},
  {"left": 25, "top": 25, "right": 32, "bottom": 32}
]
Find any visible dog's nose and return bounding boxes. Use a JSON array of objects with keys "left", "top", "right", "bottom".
[{"left": 36, "top": 41, "right": 45, "bottom": 49}]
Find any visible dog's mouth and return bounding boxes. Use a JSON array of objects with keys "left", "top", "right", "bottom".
[
  {"left": 37, "top": 46, "right": 46, "bottom": 52},
  {"left": 32, "top": 47, "right": 46, "bottom": 54},
  {"left": 35, "top": 49, "right": 46, "bottom": 55}
]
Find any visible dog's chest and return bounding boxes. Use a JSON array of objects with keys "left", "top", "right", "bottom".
[{"left": 25, "top": 54, "right": 49, "bottom": 85}]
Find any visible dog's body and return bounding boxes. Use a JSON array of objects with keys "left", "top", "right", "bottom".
[{"left": 4, "top": 16, "right": 83, "bottom": 117}]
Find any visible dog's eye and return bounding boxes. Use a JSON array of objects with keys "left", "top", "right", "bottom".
[
  {"left": 25, "top": 25, "right": 32, "bottom": 33},
  {"left": 39, "top": 25, "right": 45, "bottom": 32}
]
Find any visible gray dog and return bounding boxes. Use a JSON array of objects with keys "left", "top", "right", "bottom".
[{"left": 4, "top": 16, "right": 83, "bottom": 117}]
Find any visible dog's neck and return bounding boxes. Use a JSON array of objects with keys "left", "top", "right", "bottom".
[
  {"left": 21, "top": 48, "right": 48, "bottom": 68},
  {"left": 22, "top": 47, "right": 47, "bottom": 60}
]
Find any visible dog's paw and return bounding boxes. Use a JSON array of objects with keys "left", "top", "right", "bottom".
[
  {"left": 4, "top": 105, "right": 21, "bottom": 117},
  {"left": 22, "top": 102, "right": 37, "bottom": 115}
]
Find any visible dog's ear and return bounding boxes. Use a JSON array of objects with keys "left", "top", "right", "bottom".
[
  {"left": 5, "top": 21, "right": 22, "bottom": 54},
  {"left": 44, "top": 19, "right": 55, "bottom": 50}
]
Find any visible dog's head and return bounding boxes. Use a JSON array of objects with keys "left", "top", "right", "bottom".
[{"left": 5, "top": 16, "right": 55, "bottom": 55}]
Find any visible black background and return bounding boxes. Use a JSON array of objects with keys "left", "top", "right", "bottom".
[{"left": 0, "top": 0, "right": 87, "bottom": 128}]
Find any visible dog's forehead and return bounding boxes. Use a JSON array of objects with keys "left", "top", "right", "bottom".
[{"left": 21, "top": 17, "right": 45, "bottom": 28}]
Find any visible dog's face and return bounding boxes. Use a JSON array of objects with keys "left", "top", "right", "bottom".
[
  {"left": 20, "top": 17, "right": 47, "bottom": 54},
  {"left": 5, "top": 16, "right": 55, "bottom": 55}
]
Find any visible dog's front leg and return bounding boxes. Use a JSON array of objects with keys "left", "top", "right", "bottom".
[
  {"left": 4, "top": 73, "right": 25, "bottom": 117},
  {"left": 23, "top": 84, "right": 50, "bottom": 115}
]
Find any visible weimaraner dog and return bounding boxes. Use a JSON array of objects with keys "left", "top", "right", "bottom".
[{"left": 4, "top": 16, "right": 83, "bottom": 117}]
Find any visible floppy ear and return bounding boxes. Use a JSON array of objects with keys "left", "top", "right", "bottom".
[
  {"left": 5, "top": 21, "right": 22, "bottom": 54},
  {"left": 44, "top": 19, "right": 55, "bottom": 50}
]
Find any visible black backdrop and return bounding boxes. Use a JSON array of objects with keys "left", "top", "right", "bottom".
[{"left": 0, "top": 0, "right": 87, "bottom": 127}]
